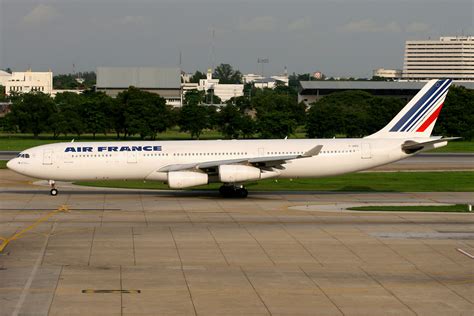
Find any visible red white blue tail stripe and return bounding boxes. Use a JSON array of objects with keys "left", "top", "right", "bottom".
[{"left": 389, "top": 79, "right": 452, "bottom": 133}]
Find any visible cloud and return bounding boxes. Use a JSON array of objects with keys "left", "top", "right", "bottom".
[
  {"left": 288, "top": 17, "right": 311, "bottom": 32},
  {"left": 405, "top": 22, "right": 430, "bottom": 33},
  {"left": 340, "top": 19, "right": 401, "bottom": 33},
  {"left": 239, "top": 16, "right": 276, "bottom": 32},
  {"left": 120, "top": 15, "right": 149, "bottom": 26},
  {"left": 22, "top": 4, "right": 60, "bottom": 25}
]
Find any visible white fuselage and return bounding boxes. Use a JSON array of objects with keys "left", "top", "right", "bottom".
[{"left": 7, "top": 138, "right": 426, "bottom": 183}]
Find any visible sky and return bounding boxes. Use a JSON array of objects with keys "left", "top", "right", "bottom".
[{"left": 0, "top": 0, "right": 472, "bottom": 78}]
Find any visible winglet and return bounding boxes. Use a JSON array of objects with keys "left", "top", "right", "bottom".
[{"left": 301, "top": 145, "right": 323, "bottom": 157}]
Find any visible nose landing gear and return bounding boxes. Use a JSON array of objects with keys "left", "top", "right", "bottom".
[
  {"left": 219, "top": 184, "right": 248, "bottom": 198},
  {"left": 49, "top": 180, "right": 58, "bottom": 196}
]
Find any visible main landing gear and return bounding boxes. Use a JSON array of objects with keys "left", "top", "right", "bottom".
[
  {"left": 49, "top": 180, "right": 58, "bottom": 196},
  {"left": 219, "top": 184, "right": 248, "bottom": 198}
]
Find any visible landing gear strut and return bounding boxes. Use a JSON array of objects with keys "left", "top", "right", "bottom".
[
  {"left": 219, "top": 184, "right": 248, "bottom": 198},
  {"left": 49, "top": 180, "right": 58, "bottom": 196}
]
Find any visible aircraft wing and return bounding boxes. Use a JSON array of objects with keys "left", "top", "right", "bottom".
[{"left": 158, "top": 145, "right": 323, "bottom": 172}]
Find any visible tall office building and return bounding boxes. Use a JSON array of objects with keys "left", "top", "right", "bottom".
[{"left": 403, "top": 36, "right": 474, "bottom": 80}]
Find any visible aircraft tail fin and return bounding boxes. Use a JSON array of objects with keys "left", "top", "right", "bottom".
[{"left": 367, "top": 79, "right": 452, "bottom": 139}]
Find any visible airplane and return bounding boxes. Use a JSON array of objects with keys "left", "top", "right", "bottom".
[{"left": 7, "top": 79, "right": 458, "bottom": 198}]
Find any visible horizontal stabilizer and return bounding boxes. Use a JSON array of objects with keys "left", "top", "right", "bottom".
[{"left": 402, "top": 137, "right": 461, "bottom": 154}]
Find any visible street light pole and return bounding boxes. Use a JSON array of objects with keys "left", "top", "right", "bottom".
[{"left": 257, "top": 58, "right": 269, "bottom": 79}]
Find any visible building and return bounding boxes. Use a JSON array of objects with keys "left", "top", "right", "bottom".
[
  {"left": 298, "top": 80, "right": 474, "bottom": 105},
  {"left": 192, "top": 69, "right": 244, "bottom": 103},
  {"left": 243, "top": 73, "right": 289, "bottom": 89},
  {"left": 403, "top": 36, "right": 474, "bottom": 80},
  {"left": 372, "top": 68, "right": 402, "bottom": 79},
  {"left": 0, "top": 70, "right": 53, "bottom": 95},
  {"left": 96, "top": 67, "right": 181, "bottom": 106},
  {"left": 0, "top": 70, "right": 11, "bottom": 85}
]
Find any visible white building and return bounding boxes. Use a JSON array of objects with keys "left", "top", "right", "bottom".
[
  {"left": 0, "top": 70, "right": 53, "bottom": 95},
  {"left": 373, "top": 68, "right": 402, "bottom": 79},
  {"left": 243, "top": 73, "right": 289, "bottom": 89},
  {"left": 403, "top": 36, "right": 474, "bottom": 80},
  {"left": 0, "top": 70, "right": 11, "bottom": 85},
  {"left": 192, "top": 69, "right": 244, "bottom": 103}
]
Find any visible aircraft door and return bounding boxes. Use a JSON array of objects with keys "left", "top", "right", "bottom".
[
  {"left": 127, "top": 151, "right": 138, "bottom": 163},
  {"left": 258, "top": 148, "right": 265, "bottom": 157},
  {"left": 43, "top": 150, "right": 53, "bottom": 165},
  {"left": 361, "top": 143, "right": 372, "bottom": 159}
]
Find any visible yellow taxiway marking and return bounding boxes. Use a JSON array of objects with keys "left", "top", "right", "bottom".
[{"left": 0, "top": 205, "right": 69, "bottom": 252}]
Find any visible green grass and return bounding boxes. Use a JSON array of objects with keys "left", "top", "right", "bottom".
[
  {"left": 348, "top": 204, "right": 471, "bottom": 213},
  {"left": 0, "top": 161, "right": 6, "bottom": 169},
  {"left": 432, "top": 141, "right": 474, "bottom": 153},
  {"left": 75, "top": 171, "right": 474, "bottom": 192},
  {"left": 0, "top": 130, "right": 225, "bottom": 151}
]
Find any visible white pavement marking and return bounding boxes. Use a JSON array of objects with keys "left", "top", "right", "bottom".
[
  {"left": 457, "top": 248, "right": 474, "bottom": 259},
  {"left": 11, "top": 222, "right": 56, "bottom": 316}
]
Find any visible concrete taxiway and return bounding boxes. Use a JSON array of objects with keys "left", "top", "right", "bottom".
[{"left": 1, "top": 170, "right": 473, "bottom": 315}]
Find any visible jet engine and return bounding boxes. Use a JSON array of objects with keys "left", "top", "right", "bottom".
[
  {"left": 218, "top": 165, "right": 261, "bottom": 183},
  {"left": 168, "top": 171, "right": 208, "bottom": 189}
]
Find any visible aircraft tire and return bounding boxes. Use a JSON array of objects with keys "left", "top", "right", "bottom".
[
  {"left": 236, "top": 188, "right": 248, "bottom": 198},
  {"left": 50, "top": 188, "right": 58, "bottom": 196}
]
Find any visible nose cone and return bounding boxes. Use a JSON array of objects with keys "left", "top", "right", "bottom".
[{"left": 6, "top": 159, "right": 17, "bottom": 171}]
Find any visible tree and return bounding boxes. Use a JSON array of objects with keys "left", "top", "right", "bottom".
[
  {"left": 252, "top": 89, "right": 304, "bottom": 138},
  {"left": 80, "top": 92, "right": 113, "bottom": 139},
  {"left": 228, "top": 95, "right": 253, "bottom": 113},
  {"left": 435, "top": 86, "right": 474, "bottom": 140},
  {"left": 306, "top": 91, "right": 404, "bottom": 138},
  {"left": 54, "top": 92, "right": 85, "bottom": 136},
  {"left": 116, "top": 87, "right": 172, "bottom": 139},
  {"left": 178, "top": 89, "right": 216, "bottom": 138},
  {"left": 189, "top": 71, "right": 206, "bottom": 83},
  {"left": 213, "top": 64, "right": 242, "bottom": 84},
  {"left": 0, "top": 85, "right": 6, "bottom": 101},
  {"left": 218, "top": 103, "right": 256, "bottom": 139},
  {"left": 6, "top": 92, "right": 56, "bottom": 137},
  {"left": 178, "top": 103, "right": 208, "bottom": 139},
  {"left": 183, "top": 89, "right": 205, "bottom": 105},
  {"left": 53, "top": 72, "right": 96, "bottom": 90},
  {"left": 204, "top": 90, "right": 222, "bottom": 105},
  {"left": 218, "top": 104, "right": 241, "bottom": 139}
]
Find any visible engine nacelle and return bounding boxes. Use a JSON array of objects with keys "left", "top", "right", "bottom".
[
  {"left": 168, "top": 171, "right": 208, "bottom": 189},
  {"left": 219, "top": 165, "right": 261, "bottom": 183}
]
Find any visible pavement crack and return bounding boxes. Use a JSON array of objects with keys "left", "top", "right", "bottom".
[
  {"left": 208, "top": 227, "right": 230, "bottom": 265},
  {"left": 11, "top": 222, "right": 57, "bottom": 316},
  {"left": 169, "top": 227, "right": 197, "bottom": 316},
  {"left": 244, "top": 226, "right": 275, "bottom": 265},
  {"left": 46, "top": 265, "right": 63, "bottom": 315},
  {"left": 360, "top": 266, "right": 418, "bottom": 316},
  {"left": 241, "top": 267, "right": 272, "bottom": 316},
  {"left": 87, "top": 227, "right": 96, "bottom": 266},
  {"left": 131, "top": 227, "right": 136, "bottom": 266},
  {"left": 300, "top": 266, "right": 344, "bottom": 316}
]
